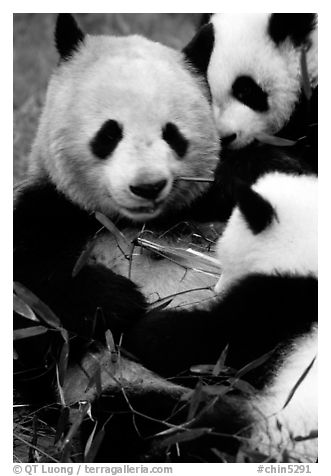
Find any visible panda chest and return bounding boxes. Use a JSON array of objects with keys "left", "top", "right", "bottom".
[{"left": 88, "top": 222, "right": 223, "bottom": 309}]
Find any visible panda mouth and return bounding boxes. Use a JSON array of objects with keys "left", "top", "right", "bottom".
[
  {"left": 128, "top": 205, "right": 157, "bottom": 213},
  {"left": 122, "top": 202, "right": 163, "bottom": 216}
]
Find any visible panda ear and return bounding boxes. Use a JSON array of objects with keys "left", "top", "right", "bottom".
[
  {"left": 199, "top": 13, "right": 213, "bottom": 27},
  {"left": 183, "top": 22, "right": 214, "bottom": 75},
  {"left": 234, "top": 180, "right": 276, "bottom": 235},
  {"left": 268, "top": 13, "right": 316, "bottom": 47},
  {"left": 55, "top": 13, "right": 85, "bottom": 61}
]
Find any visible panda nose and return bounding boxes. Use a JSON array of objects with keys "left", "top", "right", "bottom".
[
  {"left": 221, "top": 133, "right": 237, "bottom": 146},
  {"left": 130, "top": 179, "right": 168, "bottom": 200}
]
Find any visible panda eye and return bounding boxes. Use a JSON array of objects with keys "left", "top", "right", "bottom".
[
  {"left": 162, "top": 122, "right": 188, "bottom": 159},
  {"left": 90, "top": 119, "right": 123, "bottom": 159},
  {"left": 232, "top": 76, "right": 269, "bottom": 112}
]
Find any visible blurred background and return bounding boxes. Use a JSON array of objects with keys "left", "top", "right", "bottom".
[{"left": 13, "top": 13, "right": 201, "bottom": 182}]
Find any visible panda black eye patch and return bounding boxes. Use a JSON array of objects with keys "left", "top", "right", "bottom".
[
  {"left": 162, "top": 122, "right": 188, "bottom": 158},
  {"left": 90, "top": 119, "right": 123, "bottom": 159},
  {"left": 232, "top": 76, "right": 269, "bottom": 112}
]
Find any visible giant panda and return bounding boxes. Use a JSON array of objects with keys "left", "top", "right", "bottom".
[
  {"left": 181, "top": 13, "right": 318, "bottom": 220},
  {"left": 13, "top": 13, "right": 221, "bottom": 399},
  {"left": 184, "top": 13, "right": 317, "bottom": 151},
  {"left": 63, "top": 170, "right": 317, "bottom": 463}
]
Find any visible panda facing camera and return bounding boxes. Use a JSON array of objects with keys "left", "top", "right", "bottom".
[
  {"left": 14, "top": 13, "right": 221, "bottom": 397},
  {"left": 29, "top": 14, "right": 220, "bottom": 223}
]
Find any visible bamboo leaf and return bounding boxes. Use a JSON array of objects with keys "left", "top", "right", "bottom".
[
  {"left": 56, "top": 365, "right": 65, "bottom": 408},
  {"left": 235, "top": 348, "right": 275, "bottom": 380},
  {"left": 72, "top": 240, "right": 96, "bottom": 277},
  {"left": 282, "top": 356, "right": 316, "bottom": 410},
  {"left": 178, "top": 176, "right": 215, "bottom": 183},
  {"left": 227, "top": 377, "right": 256, "bottom": 395},
  {"left": 60, "top": 402, "right": 91, "bottom": 451},
  {"left": 28, "top": 415, "right": 38, "bottom": 463},
  {"left": 105, "top": 328, "right": 118, "bottom": 363},
  {"left": 60, "top": 328, "right": 69, "bottom": 345},
  {"left": 13, "top": 294, "right": 39, "bottom": 322},
  {"left": 190, "top": 364, "right": 215, "bottom": 375},
  {"left": 255, "top": 133, "right": 296, "bottom": 147},
  {"left": 187, "top": 381, "right": 205, "bottom": 421},
  {"left": 105, "top": 329, "right": 115, "bottom": 353},
  {"left": 84, "top": 423, "right": 106, "bottom": 463},
  {"left": 95, "top": 212, "right": 131, "bottom": 250},
  {"left": 210, "top": 448, "right": 230, "bottom": 462},
  {"left": 14, "top": 282, "right": 62, "bottom": 330},
  {"left": 213, "top": 344, "right": 229, "bottom": 376},
  {"left": 58, "top": 340, "right": 70, "bottom": 387},
  {"left": 147, "top": 298, "right": 173, "bottom": 313},
  {"left": 201, "top": 384, "right": 230, "bottom": 396},
  {"left": 13, "top": 325, "right": 48, "bottom": 340},
  {"left": 156, "top": 428, "right": 212, "bottom": 449},
  {"left": 148, "top": 286, "right": 214, "bottom": 313},
  {"left": 84, "top": 420, "right": 98, "bottom": 460}
]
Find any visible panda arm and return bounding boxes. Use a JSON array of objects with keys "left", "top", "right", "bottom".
[
  {"left": 14, "top": 179, "right": 147, "bottom": 341},
  {"left": 124, "top": 274, "right": 317, "bottom": 382}
]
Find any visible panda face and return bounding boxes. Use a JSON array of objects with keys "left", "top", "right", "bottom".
[
  {"left": 32, "top": 32, "right": 219, "bottom": 222},
  {"left": 203, "top": 14, "right": 317, "bottom": 149},
  {"left": 215, "top": 172, "right": 317, "bottom": 294},
  {"left": 88, "top": 110, "right": 193, "bottom": 221}
]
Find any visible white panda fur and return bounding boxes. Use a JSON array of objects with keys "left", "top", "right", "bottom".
[
  {"left": 184, "top": 13, "right": 317, "bottom": 151},
  {"left": 63, "top": 171, "right": 317, "bottom": 462}
]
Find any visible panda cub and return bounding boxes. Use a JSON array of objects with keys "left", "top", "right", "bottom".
[
  {"left": 125, "top": 171, "right": 317, "bottom": 379},
  {"left": 182, "top": 13, "right": 318, "bottom": 220},
  {"left": 63, "top": 171, "right": 317, "bottom": 462},
  {"left": 185, "top": 13, "right": 317, "bottom": 151},
  {"left": 14, "top": 14, "right": 220, "bottom": 391}
]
